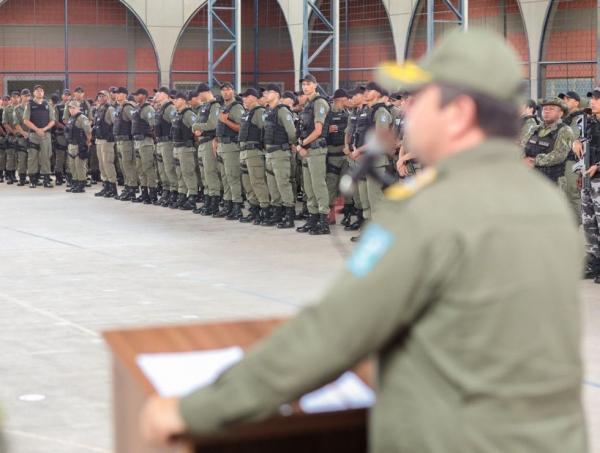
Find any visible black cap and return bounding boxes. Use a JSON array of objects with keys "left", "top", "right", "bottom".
[
  {"left": 63, "top": 89, "right": 71, "bottom": 95},
  {"left": 241, "top": 88, "right": 259, "bottom": 98},
  {"left": 300, "top": 74, "right": 317, "bottom": 84},
  {"left": 169, "top": 89, "right": 178, "bottom": 99},
  {"left": 20, "top": 89, "right": 31, "bottom": 96},
  {"left": 73, "top": 86, "right": 84, "bottom": 93},
  {"left": 132, "top": 88, "right": 148, "bottom": 96},
  {"left": 389, "top": 92, "right": 402, "bottom": 101},
  {"left": 587, "top": 87, "right": 600, "bottom": 98},
  {"left": 264, "top": 84, "right": 282, "bottom": 95},
  {"left": 195, "top": 83, "right": 210, "bottom": 94},
  {"left": 127, "top": 94, "right": 135, "bottom": 102},
  {"left": 558, "top": 91, "right": 580, "bottom": 102},
  {"left": 282, "top": 91, "right": 298, "bottom": 105},
  {"left": 333, "top": 88, "right": 348, "bottom": 100},
  {"left": 109, "top": 86, "right": 118, "bottom": 93},
  {"left": 220, "top": 82, "right": 234, "bottom": 90},
  {"left": 365, "top": 81, "right": 385, "bottom": 94},
  {"left": 33, "top": 84, "right": 43, "bottom": 91},
  {"left": 50, "top": 94, "right": 60, "bottom": 103},
  {"left": 2, "top": 95, "right": 11, "bottom": 101},
  {"left": 116, "top": 87, "right": 129, "bottom": 95},
  {"left": 10, "top": 91, "right": 20, "bottom": 97},
  {"left": 156, "top": 86, "right": 170, "bottom": 95},
  {"left": 174, "top": 91, "right": 189, "bottom": 101}
]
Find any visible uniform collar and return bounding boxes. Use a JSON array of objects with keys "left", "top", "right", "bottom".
[
  {"left": 541, "top": 119, "right": 562, "bottom": 132},
  {"left": 435, "top": 138, "right": 521, "bottom": 175}
]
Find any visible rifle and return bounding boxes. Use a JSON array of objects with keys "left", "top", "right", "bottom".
[{"left": 582, "top": 108, "right": 592, "bottom": 190}]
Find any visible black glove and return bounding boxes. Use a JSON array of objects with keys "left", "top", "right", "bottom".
[{"left": 78, "top": 144, "right": 89, "bottom": 159}]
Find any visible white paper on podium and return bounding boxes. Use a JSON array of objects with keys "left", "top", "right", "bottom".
[
  {"left": 299, "top": 372, "right": 375, "bottom": 413},
  {"left": 136, "top": 346, "right": 244, "bottom": 397}
]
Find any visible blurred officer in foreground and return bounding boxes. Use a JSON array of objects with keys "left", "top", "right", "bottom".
[{"left": 141, "top": 29, "right": 587, "bottom": 453}]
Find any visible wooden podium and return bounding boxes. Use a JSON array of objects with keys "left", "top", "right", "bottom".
[{"left": 103, "top": 318, "right": 371, "bottom": 453}]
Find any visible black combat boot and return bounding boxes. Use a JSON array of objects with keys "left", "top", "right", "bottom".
[
  {"left": 179, "top": 194, "right": 198, "bottom": 211},
  {"left": 159, "top": 190, "right": 171, "bottom": 207},
  {"left": 132, "top": 187, "right": 148, "bottom": 203},
  {"left": 72, "top": 181, "right": 85, "bottom": 193},
  {"left": 295, "top": 202, "right": 309, "bottom": 220},
  {"left": 153, "top": 188, "right": 165, "bottom": 206},
  {"left": 214, "top": 200, "right": 232, "bottom": 218},
  {"left": 29, "top": 176, "right": 37, "bottom": 188},
  {"left": 146, "top": 187, "right": 158, "bottom": 205},
  {"left": 340, "top": 204, "right": 354, "bottom": 227},
  {"left": 259, "top": 206, "right": 272, "bottom": 226},
  {"left": 345, "top": 209, "right": 364, "bottom": 231},
  {"left": 165, "top": 191, "right": 178, "bottom": 208},
  {"left": 254, "top": 206, "right": 268, "bottom": 225},
  {"left": 193, "top": 196, "right": 207, "bottom": 214},
  {"left": 240, "top": 205, "right": 259, "bottom": 223},
  {"left": 584, "top": 256, "right": 600, "bottom": 279},
  {"left": 197, "top": 188, "right": 205, "bottom": 204},
  {"left": 263, "top": 206, "right": 283, "bottom": 226},
  {"left": 170, "top": 193, "right": 186, "bottom": 209},
  {"left": 6, "top": 171, "right": 15, "bottom": 185},
  {"left": 200, "top": 196, "right": 215, "bottom": 216},
  {"left": 296, "top": 213, "right": 318, "bottom": 233},
  {"left": 42, "top": 174, "right": 53, "bottom": 188},
  {"left": 117, "top": 186, "right": 129, "bottom": 200},
  {"left": 95, "top": 181, "right": 109, "bottom": 197},
  {"left": 0, "top": 170, "right": 4, "bottom": 182},
  {"left": 277, "top": 207, "right": 296, "bottom": 229},
  {"left": 17, "top": 173, "right": 27, "bottom": 186},
  {"left": 104, "top": 182, "right": 118, "bottom": 199},
  {"left": 65, "top": 173, "right": 73, "bottom": 188},
  {"left": 309, "top": 214, "right": 331, "bottom": 235},
  {"left": 227, "top": 202, "right": 243, "bottom": 220},
  {"left": 55, "top": 172, "right": 64, "bottom": 186}
]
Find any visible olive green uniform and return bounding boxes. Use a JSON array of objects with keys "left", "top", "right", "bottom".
[
  {"left": 179, "top": 140, "right": 587, "bottom": 453},
  {"left": 326, "top": 105, "right": 349, "bottom": 205},
  {"left": 217, "top": 101, "right": 245, "bottom": 203},
  {"left": 23, "top": 99, "right": 56, "bottom": 178},
  {"left": 239, "top": 106, "right": 269, "bottom": 208},
  {"left": 134, "top": 104, "right": 158, "bottom": 189},
  {"left": 95, "top": 104, "right": 116, "bottom": 184},
  {"left": 525, "top": 121, "right": 575, "bottom": 180},
  {"left": 12, "top": 104, "right": 29, "bottom": 176},
  {"left": 303, "top": 95, "right": 331, "bottom": 215},
  {"left": 2, "top": 105, "right": 16, "bottom": 173},
  {"left": 265, "top": 105, "right": 297, "bottom": 208},
  {"left": 562, "top": 112, "right": 583, "bottom": 224},
  {"left": 366, "top": 105, "right": 393, "bottom": 219},
  {"left": 194, "top": 102, "right": 221, "bottom": 197},
  {"left": 115, "top": 103, "right": 137, "bottom": 188},
  {"left": 156, "top": 102, "right": 178, "bottom": 192},
  {"left": 67, "top": 114, "right": 91, "bottom": 182},
  {"left": 175, "top": 109, "right": 199, "bottom": 196},
  {"left": 519, "top": 115, "right": 538, "bottom": 147}
]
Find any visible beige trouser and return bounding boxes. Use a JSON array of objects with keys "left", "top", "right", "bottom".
[{"left": 96, "top": 139, "right": 117, "bottom": 183}]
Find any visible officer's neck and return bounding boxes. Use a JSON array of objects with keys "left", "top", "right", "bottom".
[
  {"left": 246, "top": 102, "right": 259, "bottom": 110},
  {"left": 368, "top": 98, "right": 382, "bottom": 107},
  {"left": 267, "top": 100, "right": 279, "bottom": 109},
  {"left": 34, "top": 97, "right": 43, "bottom": 104}
]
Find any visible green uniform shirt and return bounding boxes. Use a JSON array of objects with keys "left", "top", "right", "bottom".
[
  {"left": 519, "top": 116, "right": 539, "bottom": 146},
  {"left": 23, "top": 99, "right": 56, "bottom": 125},
  {"left": 2, "top": 105, "right": 14, "bottom": 129},
  {"left": 182, "top": 109, "right": 197, "bottom": 129},
  {"left": 312, "top": 96, "right": 330, "bottom": 125},
  {"left": 13, "top": 105, "right": 28, "bottom": 132},
  {"left": 180, "top": 138, "right": 586, "bottom": 453},
  {"left": 277, "top": 105, "right": 297, "bottom": 143},
  {"left": 527, "top": 121, "right": 575, "bottom": 167},
  {"left": 139, "top": 104, "right": 157, "bottom": 128},
  {"left": 162, "top": 103, "right": 176, "bottom": 125},
  {"left": 194, "top": 101, "right": 220, "bottom": 133},
  {"left": 75, "top": 113, "right": 92, "bottom": 136}
]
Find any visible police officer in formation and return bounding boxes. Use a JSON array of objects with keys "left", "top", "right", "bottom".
[
  {"left": 131, "top": 88, "right": 158, "bottom": 204},
  {"left": 65, "top": 100, "right": 92, "bottom": 193},
  {"left": 93, "top": 90, "right": 117, "bottom": 198}
]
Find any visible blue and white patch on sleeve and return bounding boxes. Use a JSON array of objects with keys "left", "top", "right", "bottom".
[{"left": 346, "top": 224, "right": 394, "bottom": 278}]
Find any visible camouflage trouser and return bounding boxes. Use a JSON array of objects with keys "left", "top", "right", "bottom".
[{"left": 581, "top": 179, "right": 600, "bottom": 259}]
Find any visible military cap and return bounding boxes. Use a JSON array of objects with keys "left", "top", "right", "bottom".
[
  {"left": 73, "top": 86, "right": 84, "bottom": 93},
  {"left": 389, "top": 92, "right": 402, "bottom": 101},
  {"left": 333, "top": 88, "right": 348, "bottom": 99},
  {"left": 132, "top": 88, "right": 148, "bottom": 96},
  {"left": 109, "top": 86, "right": 118, "bottom": 93},
  {"left": 127, "top": 94, "right": 135, "bottom": 102},
  {"left": 2, "top": 95, "right": 10, "bottom": 101},
  {"left": 347, "top": 87, "right": 364, "bottom": 97},
  {"left": 240, "top": 88, "right": 259, "bottom": 98},
  {"left": 115, "top": 87, "right": 128, "bottom": 95},
  {"left": 173, "top": 91, "right": 188, "bottom": 101},
  {"left": 282, "top": 91, "right": 297, "bottom": 103},
  {"left": 220, "top": 82, "right": 234, "bottom": 90},
  {"left": 558, "top": 91, "right": 580, "bottom": 102},
  {"left": 376, "top": 29, "right": 524, "bottom": 105},
  {"left": 10, "top": 91, "right": 20, "bottom": 97},
  {"left": 32, "top": 84, "right": 43, "bottom": 91},
  {"left": 156, "top": 86, "right": 170, "bottom": 95},
  {"left": 67, "top": 100, "right": 81, "bottom": 109},
  {"left": 300, "top": 74, "right": 317, "bottom": 84},
  {"left": 540, "top": 98, "right": 568, "bottom": 115},
  {"left": 264, "top": 84, "right": 281, "bottom": 95},
  {"left": 63, "top": 89, "right": 71, "bottom": 95},
  {"left": 196, "top": 83, "right": 210, "bottom": 94},
  {"left": 587, "top": 87, "right": 600, "bottom": 98},
  {"left": 50, "top": 94, "right": 60, "bottom": 104},
  {"left": 97, "top": 90, "right": 109, "bottom": 98},
  {"left": 20, "top": 89, "right": 31, "bottom": 96},
  {"left": 169, "top": 89, "right": 178, "bottom": 99},
  {"left": 365, "top": 81, "right": 388, "bottom": 97}
]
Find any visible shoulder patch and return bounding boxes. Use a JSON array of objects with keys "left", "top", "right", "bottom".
[
  {"left": 346, "top": 224, "right": 394, "bottom": 278},
  {"left": 385, "top": 167, "right": 437, "bottom": 201}
]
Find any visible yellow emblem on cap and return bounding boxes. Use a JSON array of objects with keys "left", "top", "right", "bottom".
[
  {"left": 384, "top": 167, "right": 438, "bottom": 201},
  {"left": 379, "top": 61, "right": 433, "bottom": 85}
]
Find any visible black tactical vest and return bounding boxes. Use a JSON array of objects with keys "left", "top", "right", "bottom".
[
  {"left": 29, "top": 100, "right": 50, "bottom": 129},
  {"left": 587, "top": 117, "right": 600, "bottom": 179},
  {"left": 326, "top": 107, "right": 348, "bottom": 146},
  {"left": 524, "top": 123, "right": 567, "bottom": 183},
  {"left": 56, "top": 104, "right": 66, "bottom": 127},
  {"left": 299, "top": 95, "right": 329, "bottom": 140},
  {"left": 238, "top": 106, "right": 263, "bottom": 143},
  {"left": 80, "top": 101, "right": 91, "bottom": 119},
  {"left": 347, "top": 107, "right": 360, "bottom": 146},
  {"left": 155, "top": 102, "right": 173, "bottom": 138},
  {"left": 263, "top": 104, "right": 292, "bottom": 147},
  {"left": 171, "top": 108, "right": 194, "bottom": 146},
  {"left": 131, "top": 103, "right": 153, "bottom": 138},
  {"left": 354, "top": 103, "right": 388, "bottom": 148},
  {"left": 65, "top": 113, "right": 86, "bottom": 146},
  {"left": 93, "top": 104, "right": 114, "bottom": 141},
  {"left": 216, "top": 101, "right": 241, "bottom": 140},
  {"left": 197, "top": 100, "right": 220, "bottom": 139},
  {"left": 113, "top": 102, "right": 133, "bottom": 139}
]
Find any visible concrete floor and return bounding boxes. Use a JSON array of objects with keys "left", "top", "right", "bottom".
[{"left": 0, "top": 183, "right": 599, "bottom": 453}]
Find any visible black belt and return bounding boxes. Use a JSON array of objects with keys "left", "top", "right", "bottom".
[
  {"left": 156, "top": 136, "right": 171, "bottom": 143},
  {"left": 114, "top": 135, "right": 131, "bottom": 142},
  {"left": 219, "top": 136, "right": 238, "bottom": 144},
  {"left": 174, "top": 141, "right": 194, "bottom": 148},
  {"left": 133, "top": 134, "right": 153, "bottom": 141},
  {"left": 305, "top": 138, "right": 327, "bottom": 149},
  {"left": 327, "top": 151, "right": 345, "bottom": 157},
  {"left": 198, "top": 136, "right": 214, "bottom": 145},
  {"left": 241, "top": 143, "right": 262, "bottom": 150},
  {"left": 265, "top": 144, "right": 291, "bottom": 153}
]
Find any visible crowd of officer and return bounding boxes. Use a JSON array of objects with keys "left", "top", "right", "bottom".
[
  {"left": 0, "top": 75, "right": 409, "bottom": 240},
  {"left": 520, "top": 89, "right": 600, "bottom": 284}
]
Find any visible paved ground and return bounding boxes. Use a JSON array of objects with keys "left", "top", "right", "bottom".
[{"left": 0, "top": 183, "right": 598, "bottom": 453}]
